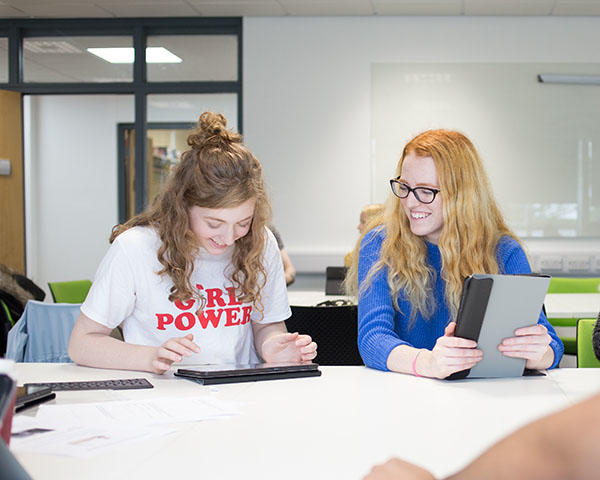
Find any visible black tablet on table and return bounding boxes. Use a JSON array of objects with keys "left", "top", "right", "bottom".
[
  {"left": 446, "top": 273, "right": 551, "bottom": 380},
  {"left": 175, "top": 362, "right": 321, "bottom": 385}
]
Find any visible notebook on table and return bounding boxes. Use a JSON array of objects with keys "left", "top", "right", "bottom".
[{"left": 175, "top": 362, "right": 321, "bottom": 385}]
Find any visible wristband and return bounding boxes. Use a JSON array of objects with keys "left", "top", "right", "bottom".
[{"left": 412, "top": 349, "right": 424, "bottom": 377}]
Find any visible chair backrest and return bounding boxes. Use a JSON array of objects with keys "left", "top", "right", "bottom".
[
  {"left": 6, "top": 300, "right": 81, "bottom": 362},
  {"left": 547, "top": 277, "right": 600, "bottom": 294},
  {"left": 325, "top": 266, "right": 348, "bottom": 295},
  {"left": 576, "top": 318, "right": 600, "bottom": 368},
  {"left": 48, "top": 280, "right": 92, "bottom": 303},
  {"left": 285, "top": 305, "right": 363, "bottom": 365}
]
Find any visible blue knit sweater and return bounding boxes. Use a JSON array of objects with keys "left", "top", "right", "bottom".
[{"left": 357, "top": 228, "right": 564, "bottom": 371}]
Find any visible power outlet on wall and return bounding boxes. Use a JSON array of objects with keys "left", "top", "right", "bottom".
[
  {"left": 539, "top": 256, "right": 563, "bottom": 272},
  {"left": 565, "top": 256, "right": 592, "bottom": 272}
]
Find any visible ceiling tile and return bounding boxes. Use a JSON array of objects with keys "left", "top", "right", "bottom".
[
  {"left": 464, "top": 0, "right": 554, "bottom": 16},
  {"left": 553, "top": 0, "right": 600, "bottom": 15},
  {"left": 0, "top": 5, "right": 28, "bottom": 17},
  {"left": 278, "top": 0, "right": 374, "bottom": 16},
  {"left": 373, "top": 1, "right": 462, "bottom": 16},
  {"left": 17, "top": 4, "right": 115, "bottom": 17},
  {"left": 101, "top": 2, "right": 200, "bottom": 17},
  {"left": 187, "top": 1, "right": 286, "bottom": 16}
]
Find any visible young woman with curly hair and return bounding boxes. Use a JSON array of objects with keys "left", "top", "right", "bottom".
[
  {"left": 346, "top": 129, "right": 562, "bottom": 379},
  {"left": 69, "top": 112, "right": 317, "bottom": 374}
]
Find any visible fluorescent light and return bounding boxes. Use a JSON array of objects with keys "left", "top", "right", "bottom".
[
  {"left": 538, "top": 74, "right": 600, "bottom": 85},
  {"left": 88, "top": 48, "right": 133, "bottom": 63},
  {"left": 87, "top": 47, "right": 182, "bottom": 64},
  {"left": 146, "top": 47, "right": 182, "bottom": 63}
]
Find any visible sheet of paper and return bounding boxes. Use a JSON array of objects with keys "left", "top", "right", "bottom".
[
  {"left": 32, "top": 395, "right": 241, "bottom": 429},
  {"left": 11, "top": 425, "right": 176, "bottom": 458}
]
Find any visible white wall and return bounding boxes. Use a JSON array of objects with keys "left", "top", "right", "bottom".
[
  {"left": 244, "top": 16, "right": 600, "bottom": 273},
  {"left": 24, "top": 95, "right": 134, "bottom": 297},
  {"left": 22, "top": 17, "right": 600, "bottom": 288}
]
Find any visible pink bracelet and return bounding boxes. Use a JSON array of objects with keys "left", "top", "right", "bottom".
[{"left": 412, "top": 349, "right": 424, "bottom": 377}]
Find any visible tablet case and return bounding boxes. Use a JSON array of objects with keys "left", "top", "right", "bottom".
[
  {"left": 175, "top": 363, "right": 322, "bottom": 385},
  {"left": 447, "top": 273, "right": 551, "bottom": 380}
]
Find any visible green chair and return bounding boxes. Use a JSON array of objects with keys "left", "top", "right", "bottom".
[
  {"left": 576, "top": 318, "right": 600, "bottom": 368},
  {"left": 547, "top": 277, "right": 600, "bottom": 294},
  {"left": 546, "top": 277, "right": 600, "bottom": 356},
  {"left": 48, "top": 280, "right": 92, "bottom": 304}
]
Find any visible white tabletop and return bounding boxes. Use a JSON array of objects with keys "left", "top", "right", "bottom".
[
  {"left": 288, "top": 290, "right": 600, "bottom": 320},
  {"left": 543, "top": 293, "right": 600, "bottom": 319},
  {"left": 11, "top": 363, "right": 600, "bottom": 480},
  {"left": 287, "top": 290, "right": 353, "bottom": 306}
]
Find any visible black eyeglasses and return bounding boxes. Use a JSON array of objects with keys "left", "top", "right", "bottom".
[{"left": 389, "top": 178, "right": 440, "bottom": 204}]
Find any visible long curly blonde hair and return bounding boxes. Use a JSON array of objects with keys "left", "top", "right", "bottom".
[
  {"left": 346, "top": 129, "right": 520, "bottom": 322},
  {"left": 110, "top": 112, "right": 272, "bottom": 315}
]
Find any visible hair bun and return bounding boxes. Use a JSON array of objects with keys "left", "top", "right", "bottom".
[
  {"left": 199, "top": 111, "right": 227, "bottom": 135},
  {"left": 188, "top": 111, "right": 241, "bottom": 148}
]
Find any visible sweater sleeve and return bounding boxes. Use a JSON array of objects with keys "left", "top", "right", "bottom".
[
  {"left": 357, "top": 229, "right": 409, "bottom": 371},
  {"left": 497, "top": 237, "right": 564, "bottom": 369}
]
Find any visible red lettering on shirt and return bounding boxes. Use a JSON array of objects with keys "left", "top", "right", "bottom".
[
  {"left": 225, "top": 287, "right": 241, "bottom": 306},
  {"left": 156, "top": 313, "right": 174, "bottom": 330},
  {"left": 174, "top": 298, "right": 195, "bottom": 311},
  {"left": 224, "top": 307, "right": 240, "bottom": 326},
  {"left": 197, "top": 308, "right": 224, "bottom": 329},
  {"left": 175, "top": 312, "right": 196, "bottom": 330},
  {"left": 205, "top": 288, "right": 226, "bottom": 308},
  {"left": 240, "top": 305, "right": 252, "bottom": 325},
  {"left": 155, "top": 286, "right": 253, "bottom": 331}
]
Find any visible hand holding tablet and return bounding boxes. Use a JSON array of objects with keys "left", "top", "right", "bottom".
[{"left": 447, "top": 273, "right": 551, "bottom": 380}]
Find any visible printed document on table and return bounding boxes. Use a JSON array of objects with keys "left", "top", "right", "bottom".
[
  {"left": 32, "top": 395, "right": 241, "bottom": 429},
  {"left": 11, "top": 425, "right": 176, "bottom": 458}
]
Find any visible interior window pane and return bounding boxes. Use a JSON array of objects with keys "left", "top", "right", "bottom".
[
  {"left": 141, "top": 93, "right": 238, "bottom": 208},
  {"left": 0, "top": 38, "right": 7, "bottom": 83},
  {"left": 147, "top": 35, "right": 237, "bottom": 82},
  {"left": 23, "top": 36, "right": 133, "bottom": 82}
]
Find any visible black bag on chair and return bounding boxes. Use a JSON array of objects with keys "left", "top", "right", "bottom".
[{"left": 0, "top": 264, "right": 45, "bottom": 325}]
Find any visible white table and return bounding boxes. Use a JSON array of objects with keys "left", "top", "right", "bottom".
[
  {"left": 287, "top": 290, "right": 353, "bottom": 306},
  {"left": 544, "top": 293, "right": 600, "bottom": 319},
  {"left": 11, "top": 364, "right": 600, "bottom": 480},
  {"left": 288, "top": 291, "right": 600, "bottom": 319}
]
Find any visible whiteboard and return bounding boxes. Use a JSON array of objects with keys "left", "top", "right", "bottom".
[{"left": 371, "top": 63, "right": 600, "bottom": 238}]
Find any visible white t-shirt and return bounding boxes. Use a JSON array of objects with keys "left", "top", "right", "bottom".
[{"left": 81, "top": 226, "right": 291, "bottom": 365}]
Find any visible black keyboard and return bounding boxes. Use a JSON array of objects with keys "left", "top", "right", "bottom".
[{"left": 24, "top": 378, "right": 153, "bottom": 391}]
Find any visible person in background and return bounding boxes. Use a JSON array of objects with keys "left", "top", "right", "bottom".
[
  {"left": 69, "top": 112, "right": 316, "bottom": 374},
  {"left": 345, "top": 204, "right": 385, "bottom": 267},
  {"left": 363, "top": 391, "right": 600, "bottom": 480},
  {"left": 346, "top": 129, "right": 563, "bottom": 379},
  {"left": 269, "top": 225, "right": 296, "bottom": 286}
]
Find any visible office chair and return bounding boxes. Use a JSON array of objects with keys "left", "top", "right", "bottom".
[
  {"left": 546, "top": 277, "right": 600, "bottom": 355},
  {"left": 576, "top": 318, "right": 600, "bottom": 368},
  {"left": 48, "top": 280, "right": 93, "bottom": 304},
  {"left": 285, "top": 305, "right": 363, "bottom": 365},
  {"left": 6, "top": 300, "right": 81, "bottom": 362}
]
